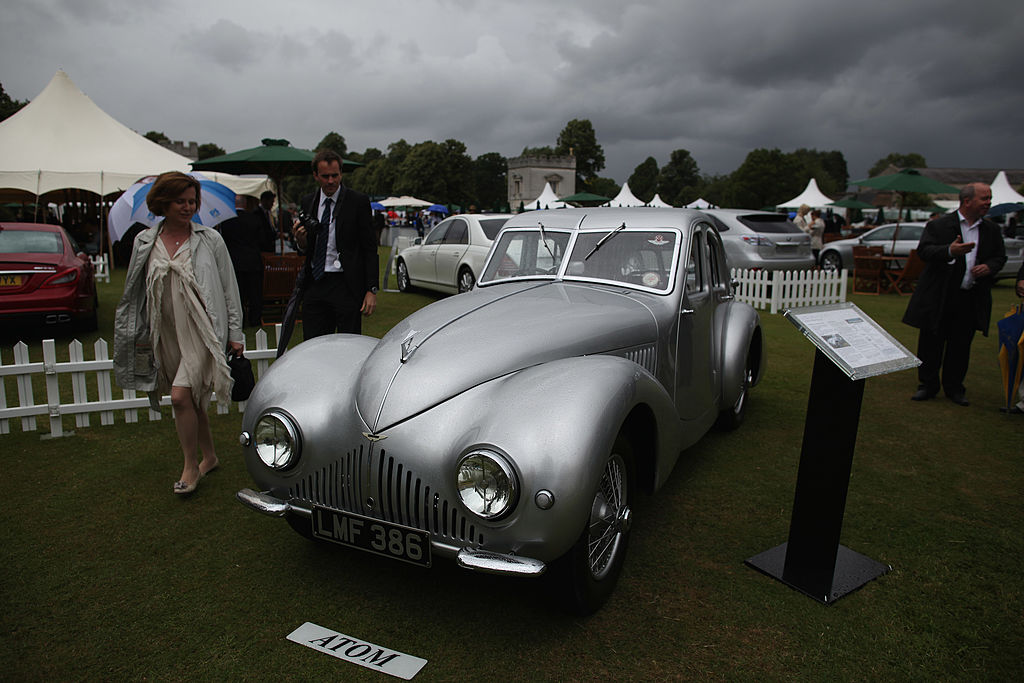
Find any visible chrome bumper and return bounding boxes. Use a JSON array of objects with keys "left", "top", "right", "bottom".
[
  {"left": 236, "top": 488, "right": 547, "bottom": 577},
  {"left": 236, "top": 488, "right": 311, "bottom": 518}
]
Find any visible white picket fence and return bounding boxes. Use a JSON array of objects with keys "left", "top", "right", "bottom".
[
  {"left": 89, "top": 254, "right": 110, "bottom": 283},
  {"left": 731, "top": 267, "right": 848, "bottom": 314},
  {"left": 0, "top": 326, "right": 283, "bottom": 438}
]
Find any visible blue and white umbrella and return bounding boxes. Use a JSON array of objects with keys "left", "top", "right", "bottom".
[{"left": 108, "top": 172, "right": 237, "bottom": 243}]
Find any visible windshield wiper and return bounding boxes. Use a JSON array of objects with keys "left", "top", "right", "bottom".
[
  {"left": 584, "top": 222, "right": 626, "bottom": 261},
  {"left": 537, "top": 221, "right": 556, "bottom": 264}
]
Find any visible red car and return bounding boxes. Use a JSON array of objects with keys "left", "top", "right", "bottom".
[{"left": 0, "top": 222, "right": 98, "bottom": 330}]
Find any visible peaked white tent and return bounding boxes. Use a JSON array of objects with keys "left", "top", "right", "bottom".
[
  {"left": 684, "top": 197, "right": 714, "bottom": 209},
  {"left": 777, "top": 178, "right": 833, "bottom": 210},
  {"left": 0, "top": 70, "right": 269, "bottom": 200},
  {"left": 524, "top": 182, "right": 569, "bottom": 210},
  {"left": 604, "top": 182, "right": 646, "bottom": 207},
  {"left": 991, "top": 171, "right": 1024, "bottom": 205},
  {"left": 649, "top": 194, "right": 673, "bottom": 208}
]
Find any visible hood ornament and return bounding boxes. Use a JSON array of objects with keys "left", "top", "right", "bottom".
[
  {"left": 363, "top": 432, "right": 388, "bottom": 442},
  {"left": 401, "top": 330, "right": 418, "bottom": 363}
]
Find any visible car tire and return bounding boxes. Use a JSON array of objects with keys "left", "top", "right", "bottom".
[
  {"left": 396, "top": 259, "right": 412, "bottom": 293},
  {"left": 820, "top": 251, "right": 842, "bottom": 272},
  {"left": 716, "top": 351, "right": 753, "bottom": 431},
  {"left": 556, "top": 436, "right": 634, "bottom": 616},
  {"left": 457, "top": 267, "right": 476, "bottom": 294}
]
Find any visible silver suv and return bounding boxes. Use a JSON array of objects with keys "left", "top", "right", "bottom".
[{"left": 701, "top": 208, "right": 815, "bottom": 271}]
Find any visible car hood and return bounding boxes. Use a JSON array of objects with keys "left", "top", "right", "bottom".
[{"left": 357, "top": 282, "right": 659, "bottom": 431}]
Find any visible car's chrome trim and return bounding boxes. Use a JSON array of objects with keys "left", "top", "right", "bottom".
[
  {"left": 456, "top": 549, "right": 546, "bottom": 576},
  {"left": 236, "top": 488, "right": 311, "bottom": 518}
]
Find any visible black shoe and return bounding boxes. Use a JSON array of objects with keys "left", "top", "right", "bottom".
[
  {"left": 911, "top": 388, "right": 937, "bottom": 401},
  {"left": 998, "top": 406, "right": 1024, "bottom": 414},
  {"left": 948, "top": 392, "right": 969, "bottom": 407}
]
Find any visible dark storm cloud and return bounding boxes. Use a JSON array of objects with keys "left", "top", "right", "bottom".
[{"left": 1, "top": 0, "right": 1021, "bottom": 184}]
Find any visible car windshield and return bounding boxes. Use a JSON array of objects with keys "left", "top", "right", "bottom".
[
  {"left": 0, "top": 229, "right": 64, "bottom": 254},
  {"left": 479, "top": 218, "right": 509, "bottom": 241},
  {"left": 481, "top": 229, "right": 572, "bottom": 281},
  {"left": 566, "top": 229, "right": 678, "bottom": 292}
]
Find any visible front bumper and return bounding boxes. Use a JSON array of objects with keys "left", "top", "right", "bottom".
[{"left": 236, "top": 488, "right": 546, "bottom": 577}]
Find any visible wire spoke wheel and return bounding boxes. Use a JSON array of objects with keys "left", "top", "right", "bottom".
[{"left": 587, "top": 454, "right": 627, "bottom": 580}]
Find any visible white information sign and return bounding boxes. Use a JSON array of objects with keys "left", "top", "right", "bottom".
[
  {"left": 784, "top": 302, "right": 920, "bottom": 380},
  {"left": 287, "top": 622, "right": 428, "bottom": 679}
]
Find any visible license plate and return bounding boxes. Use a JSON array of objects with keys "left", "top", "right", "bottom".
[
  {"left": 0, "top": 274, "right": 22, "bottom": 287},
  {"left": 311, "top": 505, "right": 431, "bottom": 567}
]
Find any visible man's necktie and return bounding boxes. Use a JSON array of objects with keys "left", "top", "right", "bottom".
[{"left": 312, "top": 197, "right": 332, "bottom": 280}]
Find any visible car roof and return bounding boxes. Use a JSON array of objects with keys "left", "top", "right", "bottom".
[{"left": 502, "top": 207, "right": 706, "bottom": 232}]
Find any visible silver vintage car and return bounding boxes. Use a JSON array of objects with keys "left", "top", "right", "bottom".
[{"left": 237, "top": 207, "right": 765, "bottom": 614}]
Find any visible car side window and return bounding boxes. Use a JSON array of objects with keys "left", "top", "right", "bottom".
[
  {"left": 705, "top": 228, "right": 726, "bottom": 289},
  {"left": 444, "top": 218, "right": 469, "bottom": 245},
  {"left": 424, "top": 221, "right": 449, "bottom": 246},
  {"left": 865, "top": 226, "right": 894, "bottom": 241},
  {"left": 686, "top": 232, "right": 704, "bottom": 293}
]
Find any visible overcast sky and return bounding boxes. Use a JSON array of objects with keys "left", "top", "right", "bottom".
[{"left": 2, "top": 0, "right": 1021, "bottom": 185}]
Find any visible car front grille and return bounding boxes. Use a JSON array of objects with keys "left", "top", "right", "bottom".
[{"left": 289, "top": 444, "right": 484, "bottom": 547}]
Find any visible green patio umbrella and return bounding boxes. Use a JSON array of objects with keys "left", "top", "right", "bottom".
[
  {"left": 850, "top": 168, "right": 959, "bottom": 248},
  {"left": 849, "top": 168, "right": 959, "bottom": 195},
  {"left": 561, "top": 191, "right": 611, "bottom": 206},
  {"left": 828, "top": 198, "right": 875, "bottom": 209}
]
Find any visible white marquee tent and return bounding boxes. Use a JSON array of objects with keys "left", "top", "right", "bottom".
[
  {"left": 684, "top": 197, "right": 714, "bottom": 209},
  {"left": 524, "top": 182, "right": 569, "bottom": 210},
  {"left": 649, "top": 194, "right": 673, "bottom": 208},
  {"left": 991, "top": 171, "right": 1024, "bottom": 205},
  {"left": 0, "top": 70, "right": 269, "bottom": 201},
  {"left": 604, "top": 182, "right": 646, "bottom": 207},
  {"left": 932, "top": 171, "right": 1024, "bottom": 211},
  {"left": 777, "top": 178, "right": 834, "bottom": 210}
]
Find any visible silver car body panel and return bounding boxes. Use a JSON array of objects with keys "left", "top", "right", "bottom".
[{"left": 239, "top": 207, "right": 763, "bottom": 573}]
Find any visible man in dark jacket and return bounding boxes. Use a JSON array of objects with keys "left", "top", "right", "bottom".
[
  {"left": 220, "top": 196, "right": 277, "bottom": 327},
  {"left": 902, "top": 182, "right": 1006, "bottom": 406},
  {"left": 292, "top": 149, "right": 379, "bottom": 338}
]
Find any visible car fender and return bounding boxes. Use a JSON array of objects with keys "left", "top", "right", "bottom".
[
  {"left": 414, "top": 354, "right": 682, "bottom": 561},
  {"left": 241, "top": 334, "right": 380, "bottom": 487},
  {"left": 716, "top": 301, "right": 764, "bottom": 409}
]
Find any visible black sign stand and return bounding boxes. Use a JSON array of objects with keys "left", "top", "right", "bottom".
[{"left": 745, "top": 348, "right": 892, "bottom": 604}]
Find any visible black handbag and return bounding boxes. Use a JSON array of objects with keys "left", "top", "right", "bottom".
[{"left": 227, "top": 352, "right": 255, "bottom": 401}]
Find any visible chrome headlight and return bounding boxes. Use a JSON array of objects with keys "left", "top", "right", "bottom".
[
  {"left": 456, "top": 450, "right": 518, "bottom": 520},
  {"left": 253, "top": 411, "right": 300, "bottom": 470}
]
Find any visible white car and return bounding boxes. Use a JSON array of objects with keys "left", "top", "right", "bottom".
[{"left": 396, "top": 214, "right": 513, "bottom": 294}]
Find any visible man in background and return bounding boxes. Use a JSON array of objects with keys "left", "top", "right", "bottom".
[{"left": 903, "top": 183, "right": 1006, "bottom": 406}]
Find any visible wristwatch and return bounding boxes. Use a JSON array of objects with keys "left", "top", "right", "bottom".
[{"left": 369, "top": 286, "right": 379, "bottom": 294}]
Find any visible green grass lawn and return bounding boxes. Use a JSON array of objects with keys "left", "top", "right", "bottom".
[{"left": 1, "top": 266, "right": 1021, "bottom": 680}]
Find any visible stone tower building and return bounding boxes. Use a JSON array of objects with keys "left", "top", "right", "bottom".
[{"left": 507, "top": 155, "right": 576, "bottom": 210}]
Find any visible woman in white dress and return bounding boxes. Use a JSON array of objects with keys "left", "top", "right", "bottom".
[{"left": 114, "top": 172, "right": 243, "bottom": 495}]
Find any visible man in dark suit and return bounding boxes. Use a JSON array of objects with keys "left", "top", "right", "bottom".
[
  {"left": 220, "top": 195, "right": 276, "bottom": 327},
  {"left": 293, "top": 149, "right": 378, "bottom": 338},
  {"left": 903, "top": 182, "right": 1006, "bottom": 406}
]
